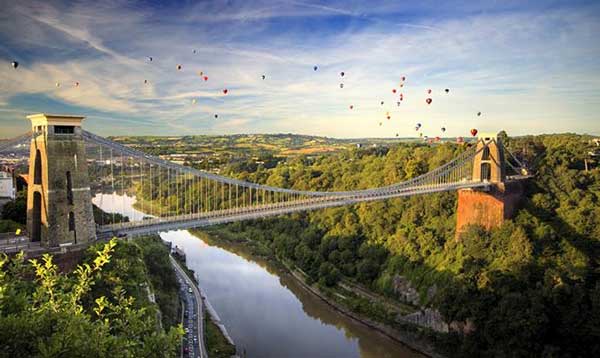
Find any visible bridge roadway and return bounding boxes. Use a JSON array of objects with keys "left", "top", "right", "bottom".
[{"left": 97, "top": 180, "right": 492, "bottom": 238}]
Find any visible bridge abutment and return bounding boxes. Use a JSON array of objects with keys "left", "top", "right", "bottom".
[{"left": 455, "top": 182, "right": 523, "bottom": 239}]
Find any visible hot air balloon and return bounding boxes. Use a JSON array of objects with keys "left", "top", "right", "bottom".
[
  {"left": 379, "top": 122, "right": 382, "bottom": 126},
  {"left": 203, "top": 76, "right": 208, "bottom": 81},
  {"left": 420, "top": 132, "right": 424, "bottom": 137},
  {"left": 147, "top": 56, "right": 153, "bottom": 62},
  {"left": 392, "top": 89, "right": 397, "bottom": 94},
  {"left": 340, "top": 83, "right": 344, "bottom": 89},
  {"left": 262, "top": 74, "right": 266, "bottom": 80},
  {"left": 397, "top": 101, "right": 401, "bottom": 107},
  {"left": 313, "top": 65, "right": 318, "bottom": 71},
  {"left": 435, "top": 136, "right": 440, "bottom": 141},
  {"left": 340, "top": 71, "right": 345, "bottom": 77},
  {"left": 427, "top": 89, "right": 432, "bottom": 94},
  {"left": 223, "top": 89, "right": 228, "bottom": 94},
  {"left": 11, "top": 61, "right": 18, "bottom": 69},
  {"left": 426, "top": 98, "right": 432, "bottom": 105},
  {"left": 395, "top": 133, "right": 399, "bottom": 137},
  {"left": 445, "top": 88, "right": 449, "bottom": 93},
  {"left": 380, "top": 101, "right": 384, "bottom": 105},
  {"left": 349, "top": 105, "right": 354, "bottom": 110},
  {"left": 214, "top": 114, "right": 219, "bottom": 119},
  {"left": 441, "top": 127, "right": 446, "bottom": 132},
  {"left": 192, "top": 99, "right": 197, "bottom": 104},
  {"left": 74, "top": 82, "right": 80, "bottom": 87},
  {"left": 144, "top": 79, "right": 148, "bottom": 84},
  {"left": 193, "top": 49, "right": 197, "bottom": 54},
  {"left": 470, "top": 129, "right": 478, "bottom": 137},
  {"left": 401, "top": 76, "right": 406, "bottom": 81},
  {"left": 399, "top": 83, "right": 404, "bottom": 88},
  {"left": 177, "top": 64, "right": 182, "bottom": 70},
  {"left": 55, "top": 82, "right": 60, "bottom": 88},
  {"left": 387, "top": 116, "right": 391, "bottom": 120},
  {"left": 456, "top": 136, "right": 464, "bottom": 143},
  {"left": 477, "top": 112, "right": 482, "bottom": 116}
]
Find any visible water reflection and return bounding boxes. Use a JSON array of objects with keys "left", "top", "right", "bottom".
[
  {"left": 94, "top": 193, "right": 422, "bottom": 358},
  {"left": 92, "top": 192, "right": 146, "bottom": 221},
  {"left": 162, "top": 230, "right": 421, "bottom": 358}
]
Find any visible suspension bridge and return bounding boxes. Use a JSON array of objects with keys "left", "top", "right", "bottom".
[{"left": 0, "top": 114, "right": 529, "bottom": 251}]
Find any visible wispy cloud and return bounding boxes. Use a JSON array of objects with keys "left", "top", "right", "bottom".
[{"left": 1, "top": 0, "right": 599, "bottom": 138}]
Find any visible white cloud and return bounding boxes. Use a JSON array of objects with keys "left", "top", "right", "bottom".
[{"left": 1, "top": 0, "right": 599, "bottom": 138}]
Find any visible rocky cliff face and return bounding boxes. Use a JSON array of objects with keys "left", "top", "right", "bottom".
[
  {"left": 392, "top": 275, "right": 450, "bottom": 333},
  {"left": 392, "top": 275, "right": 420, "bottom": 305}
]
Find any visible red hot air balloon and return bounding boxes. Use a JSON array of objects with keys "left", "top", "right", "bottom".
[
  {"left": 223, "top": 89, "right": 228, "bottom": 94},
  {"left": 392, "top": 89, "right": 397, "bottom": 94},
  {"left": 470, "top": 129, "right": 478, "bottom": 137},
  {"left": 75, "top": 82, "right": 80, "bottom": 87},
  {"left": 203, "top": 76, "right": 208, "bottom": 81},
  {"left": 426, "top": 98, "right": 432, "bottom": 105},
  {"left": 435, "top": 136, "right": 440, "bottom": 142}
]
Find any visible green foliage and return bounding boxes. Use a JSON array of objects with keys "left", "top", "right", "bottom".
[
  {"left": 136, "top": 132, "right": 599, "bottom": 356},
  {"left": 0, "top": 239, "right": 183, "bottom": 357},
  {"left": 1, "top": 190, "right": 26, "bottom": 225},
  {"left": 135, "top": 236, "right": 180, "bottom": 328},
  {"left": 0, "top": 219, "right": 23, "bottom": 233}
]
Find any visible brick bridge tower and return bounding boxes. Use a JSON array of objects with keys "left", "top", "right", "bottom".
[
  {"left": 26, "top": 114, "right": 96, "bottom": 247},
  {"left": 455, "top": 133, "right": 523, "bottom": 239}
]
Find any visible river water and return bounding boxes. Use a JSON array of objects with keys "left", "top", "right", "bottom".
[{"left": 93, "top": 192, "right": 422, "bottom": 358}]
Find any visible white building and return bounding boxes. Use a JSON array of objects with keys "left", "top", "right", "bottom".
[{"left": 0, "top": 171, "right": 15, "bottom": 199}]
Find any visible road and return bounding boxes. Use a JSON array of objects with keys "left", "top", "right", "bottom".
[{"left": 170, "top": 255, "right": 208, "bottom": 358}]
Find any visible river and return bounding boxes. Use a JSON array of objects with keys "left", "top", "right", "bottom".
[{"left": 93, "top": 192, "right": 422, "bottom": 358}]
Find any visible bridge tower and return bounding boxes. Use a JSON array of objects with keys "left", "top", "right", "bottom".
[
  {"left": 26, "top": 114, "right": 96, "bottom": 247},
  {"left": 455, "top": 133, "right": 522, "bottom": 239}
]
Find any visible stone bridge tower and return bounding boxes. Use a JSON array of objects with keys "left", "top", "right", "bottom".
[
  {"left": 455, "top": 133, "right": 522, "bottom": 239},
  {"left": 26, "top": 114, "right": 96, "bottom": 247}
]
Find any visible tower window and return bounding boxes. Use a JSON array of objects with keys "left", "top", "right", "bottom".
[
  {"left": 54, "top": 125, "right": 75, "bottom": 134},
  {"left": 34, "top": 149, "right": 42, "bottom": 184},
  {"left": 481, "top": 163, "right": 492, "bottom": 181},
  {"left": 482, "top": 146, "right": 490, "bottom": 160},
  {"left": 66, "top": 171, "right": 73, "bottom": 205},
  {"left": 68, "top": 212, "right": 75, "bottom": 231}
]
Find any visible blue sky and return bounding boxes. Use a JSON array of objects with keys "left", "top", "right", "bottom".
[{"left": 1, "top": 0, "right": 599, "bottom": 138}]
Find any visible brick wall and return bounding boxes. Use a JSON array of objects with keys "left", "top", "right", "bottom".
[{"left": 455, "top": 181, "right": 523, "bottom": 239}]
